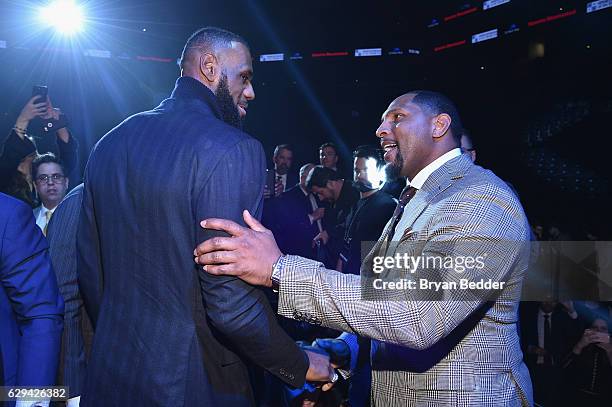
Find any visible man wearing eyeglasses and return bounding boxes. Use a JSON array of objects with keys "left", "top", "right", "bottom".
[{"left": 31, "top": 152, "right": 69, "bottom": 235}]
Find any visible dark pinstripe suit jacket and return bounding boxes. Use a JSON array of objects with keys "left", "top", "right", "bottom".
[
  {"left": 77, "top": 77, "right": 308, "bottom": 406},
  {"left": 47, "top": 184, "right": 93, "bottom": 399}
]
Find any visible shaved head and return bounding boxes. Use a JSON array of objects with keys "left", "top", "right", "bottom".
[
  {"left": 407, "top": 90, "right": 463, "bottom": 142},
  {"left": 180, "top": 27, "right": 249, "bottom": 71},
  {"left": 179, "top": 27, "right": 255, "bottom": 128}
]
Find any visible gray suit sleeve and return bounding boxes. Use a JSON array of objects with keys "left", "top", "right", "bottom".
[
  {"left": 276, "top": 184, "right": 529, "bottom": 350},
  {"left": 195, "top": 137, "right": 309, "bottom": 388}
]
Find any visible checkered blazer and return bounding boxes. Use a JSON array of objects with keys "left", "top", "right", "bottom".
[{"left": 277, "top": 154, "right": 533, "bottom": 406}]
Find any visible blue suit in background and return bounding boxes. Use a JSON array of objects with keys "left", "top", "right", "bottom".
[{"left": 0, "top": 193, "right": 64, "bottom": 400}]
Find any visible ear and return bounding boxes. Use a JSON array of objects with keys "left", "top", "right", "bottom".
[
  {"left": 432, "top": 113, "right": 452, "bottom": 140},
  {"left": 199, "top": 53, "right": 218, "bottom": 83}
]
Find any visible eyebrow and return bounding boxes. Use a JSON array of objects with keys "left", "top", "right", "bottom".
[
  {"left": 381, "top": 108, "right": 402, "bottom": 122},
  {"left": 240, "top": 67, "right": 253, "bottom": 79}
]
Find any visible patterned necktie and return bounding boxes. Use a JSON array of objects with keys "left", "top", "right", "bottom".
[
  {"left": 43, "top": 210, "right": 52, "bottom": 236},
  {"left": 386, "top": 186, "right": 417, "bottom": 241}
]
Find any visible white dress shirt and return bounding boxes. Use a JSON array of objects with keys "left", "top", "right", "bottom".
[
  {"left": 537, "top": 309, "right": 552, "bottom": 365},
  {"left": 408, "top": 148, "right": 462, "bottom": 189},
  {"left": 14, "top": 397, "right": 79, "bottom": 407},
  {"left": 275, "top": 172, "right": 288, "bottom": 192},
  {"left": 16, "top": 400, "right": 49, "bottom": 407},
  {"left": 34, "top": 205, "right": 57, "bottom": 232}
]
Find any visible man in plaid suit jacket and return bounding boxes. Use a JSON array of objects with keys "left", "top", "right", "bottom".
[{"left": 195, "top": 91, "right": 534, "bottom": 406}]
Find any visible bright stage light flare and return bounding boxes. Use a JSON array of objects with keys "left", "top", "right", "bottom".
[{"left": 39, "top": 0, "right": 85, "bottom": 34}]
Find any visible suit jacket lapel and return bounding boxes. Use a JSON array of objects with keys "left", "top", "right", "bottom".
[
  {"left": 360, "top": 154, "right": 474, "bottom": 272},
  {"left": 389, "top": 154, "right": 473, "bottom": 249}
]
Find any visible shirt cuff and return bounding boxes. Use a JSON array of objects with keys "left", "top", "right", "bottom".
[
  {"left": 337, "top": 332, "right": 359, "bottom": 379},
  {"left": 67, "top": 396, "right": 81, "bottom": 407},
  {"left": 15, "top": 400, "right": 49, "bottom": 407},
  {"left": 271, "top": 254, "right": 287, "bottom": 292}
]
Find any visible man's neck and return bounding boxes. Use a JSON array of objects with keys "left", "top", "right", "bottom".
[
  {"left": 407, "top": 148, "right": 461, "bottom": 189},
  {"left": 42, "top": 202, "right": 58, "bottom": 211}
]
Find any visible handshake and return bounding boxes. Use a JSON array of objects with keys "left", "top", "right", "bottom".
[{"left": 300, "top": 338, "right": 351, "bottom": 396}]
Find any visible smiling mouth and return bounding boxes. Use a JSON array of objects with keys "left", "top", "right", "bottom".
[{"left": 381, "top": 141, "right": 398, "bottom": 152}]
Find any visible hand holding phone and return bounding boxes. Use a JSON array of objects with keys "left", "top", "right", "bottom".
[
  {"left": 17, "top": 95, "right": 47, "bottom": 124},
  {"left": 32, "top": 85, "right": 48, "bottom": 105}
]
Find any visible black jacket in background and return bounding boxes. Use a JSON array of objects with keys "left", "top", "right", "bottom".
[
  {"left": 519, "top": 303, "right": 581, "bottom": 368},
  {"left": 341, "top": 190, "right": 397, "bottom": 275},
  {"left": 321, "top": 180, "right": 360, "bottom": 267},
  {"left": 268, "top": 185, "right": 319, "bottom": 259}
]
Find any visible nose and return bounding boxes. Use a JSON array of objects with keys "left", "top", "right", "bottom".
[
  {"left": 376, "top": 121, "right": 390, "bottom": 139},
  {"left": 244, "top": 82, "right": 255, "bottom": 101}
]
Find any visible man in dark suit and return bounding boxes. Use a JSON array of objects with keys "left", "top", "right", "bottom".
[
  {"left": 520, "top": 301, "right": 580, "bottom": 406},
  {"left": 338, "top": 146, "right": 397, "bottom": 276},
  {"left": 46, "top": 184, "right": 93, "bottom": 407},
  {"left": 264, "top": 144, "right": 299, "bottom": 199},
  {"left": 77, "top": 27, "right": 332, "bottom": 407},
  {"left": 0, "top": 192, "right": 64, "bottom": 401},
  {"left": 268, "top": 163, "right": 323, "bottom": 259},
  {"left": 261, "top": 145, "right": 299, "bottom": 231}
]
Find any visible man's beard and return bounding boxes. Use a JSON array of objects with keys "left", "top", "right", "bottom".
[
  {"left": 215, "top": 73, "right": 243, "bottom": 129},
  {"left": 384, "top": 148, "right": 404, "bottom": 181},
  {"left": 276, "top": 164, "right": 289, "bottom": 174}
]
